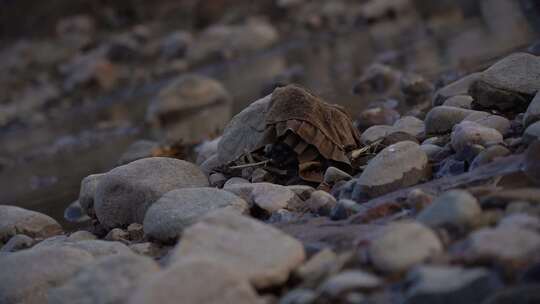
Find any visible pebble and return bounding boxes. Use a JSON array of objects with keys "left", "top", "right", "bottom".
[
  {"left": 171, "top": 209, "right": 305, "bottom": 289},
  {"left": 251, "top": 168, "right": 272, "bottom": 183},
  {"left": 0, "top": 247, "right": 94, "bottom": 303},
  {"left": 443, "top": 95, "right": 473, "bottom": 109},
  {"left": 459, "top": 226, "right": 540, "bottom": 263},
  {"left": 286, "top": 185, "right": 316, "bottom": 201},
  {"left": 225, "top": 182, "right": 302, "bottom": 213},
  {"left": 104, "top": 228, "right": 129, "bottom": 243},
  {"left": 0, "top": 205, "right": 63, "bottom": 242},
  {"left": 324, "top": 167, "right": 352, "bottom": 184},
  {"left": 470, "top": 145, "right": 510, "bottom": 170},
  {"left": 319, "top": 270, "right": 382, "bottom": 297},
  {"left": 450, "top": 121, "right": 503, "bottom": 155},
  {"left": 369, "top": 221, "right": 442, "bottom": 272},
  {"left": 404, "top": 265, "right": 503, "bottom": 304},
  {"left": 0, "top": 234, "right": 34, "bottom": 252},
  {"left": 94, "top": 157, "right": 208, "bottom": 229},
  {"left": 209, "top": 172, "right": 227, "bottom": 187},
  {"left": 143, "top": 188, "right": 248, "bottom": 242},
  {"left": 357, "top": 141, "right": 429, "bottom": 198},
  {"left": 304, "top": 190, "right": 337, "bottom": 216},
  {"left": 524, "top": 92, "right": 540, "bottom": 127},
  {"left": 48, "top": 253, "right": 160, "bottom": 304},
  {"left": 130, "top": 259, "right": 264, "bottom": 304},
  {"left": 417, "top": 190, "right": 481, "bottom": 228},
  {"left": 424, "top": 106, "right": 477, "bottom": 134},
  {"left": 127, "top": 223, "right": 144, "bottom": 241}
]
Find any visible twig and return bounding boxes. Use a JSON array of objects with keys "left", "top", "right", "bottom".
[{"left": 229, "top": 160, "right": 270, "bottom": 170}]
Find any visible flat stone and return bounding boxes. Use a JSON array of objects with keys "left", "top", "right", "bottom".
[
  {"left": 357, "top": 141, "right": 429, "bottom": 198},
  {"left": 129, "top": 259, "right": 263, "bottom": 304},
  {"left": 404, "top": 265, "right": 503, "bottom": 304},
  {"left": 171, "top": 210, "right": 305, "bottom": 289},
  {"left": 94, "top": 157, "right": 208, "bottom": 229},
  {"left": 459, "top": 226, "right": 540, "bottom": 263},
  {"left": 450, "top": 121, "right": 503, "bottom": 155},
  {"left": 319, "top": 270, "right": 382, "bottom": 297},
  {"left": 360, "top": 125, "right": 394, "bottom": 145},
  {"left": 0, "top": 247, "right": 94, "bottom": 304},
  {"left": 143, "top": 188, "right": 249, "bottom": 242},
  {"left": 48, "top": 253, "right": 160, "bottom": 304},
  {"left": 417, "top": 190, "right": 481, "bottom": 228},
  {"left": 0, "top": 205, "right": 63, "bottom": 242},
  {"left": 524, "top": 92, "right": 540, "bottom": 127},
  {"left": 369, "top": 221, "right": 442, "bottom": 272},
  {"left": 393, "top": 116, "right": 425, "bottom": 139}
]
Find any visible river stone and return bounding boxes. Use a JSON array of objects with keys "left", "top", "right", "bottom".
[
  {"left": 129, "top": 259, "right": 263, "bottom": 304},
  {"left": 417, "top": 190, "right": 481, "bottom": 228},
  {"left": 224, "top": 182, "right": 302, "bottom": 213},
  {"left": 171, "top": 209, "right": 306, "bottom": 289},
  {"left": 218, "top": 94, "right": 272, "bottom": 164},
  {"left": 443, "top": 95, "right": 473, "bottom": 109},
  {"left": 360, "top": 125, "right": 394, "bottom": 145},
  {"left": 0, "top": 247, "right": 94, "bottom": 304},
  {"left": 524, "top": 92, "right": 540, "bottom": 128},
  {"left": 357, "top": 141, "right": 429, "bottom": 198},
  {"left": 450, "top": 121, "right": 503, "bottom": 155},
  {"left": 393, "top": 116, "right": 425, "bottom": 138},
  {"left": 459, "top": 226, "right": 540, "bottom": 263},
  {"left": 404, "top": 265, "right": 503, "bottom": 304},
  {"left": 33, "top": 239, "right": 132, "bottom": 258},
  {"left": 477, "top": 53, "right": 540, "bottom": 96},
  {"left": 470, "top": 145, "right": 510, "bottom": 170},
  {"left": 94, "top": 157, "right": 208, "bottom": 229},
  {"left": 0, "top": 205, "right": 63, "bottom": 242},
  {"left": 523, "top": 121, "right": 540, "bottom": 144},
  {"left": 78, "top": 173, "right": 106, "bottom": 217},
  {"left": 48, "top": 253, "right": 160, "bottom": 304},
  {"left": 146, "top": 74, "right": 231, "bottom": 143},
  {"left": 369, "top": 221, "right": 442, "bottom": 273},
  {"left": 319, "top": 270, "right": 382, "bottom": 297},
  {"left": 425, "top": 106, "right": 476, "bottom": 134},
  {"left": 433, "top": 73, "right": 481, "bottom": 106},
  {"left": 143, "top": 188, "right": 249, "bottom": 242}
]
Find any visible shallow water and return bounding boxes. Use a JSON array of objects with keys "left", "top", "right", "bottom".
[{"left": 0, "top": 8, "right": 537, "bottom": 227}]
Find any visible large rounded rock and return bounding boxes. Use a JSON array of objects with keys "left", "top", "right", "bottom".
[
  {"left": 0, "top": 247, "right": 94, "bottom": 304},
  {"left": 450, "top": 121, "right": 503, "bottom": 155},
  {"left": 48, "top": 253, "right": 160, "bottom": 304},
  {"left": 146, "top": 74, "right": 232, "bottom": 144},
  {"left": 143, "top": 188, "right": 249, "bottom": 242},
  {"left": 0, "top": 205, "right": 62, "bottom": 242},
  {"left": 369, "top": 221, "right": 442, "bottom": 273},
  {"left": 171, "top": 210, "right": 305, "bottom": 289},
  {"left": 417, "top": 190, "right": 481, "bottom": 228},
  {"left": 129, "top": 259, "right": 264, "bottom": 304},
  {"left": 218, "top": 95, "right": 272, "bottom": 164},
  {"left": 94, "top": 157, "right": 208, "bottom": 229},
  {"left": 357, "top": 141, "right": 429, "bottom": 198}
]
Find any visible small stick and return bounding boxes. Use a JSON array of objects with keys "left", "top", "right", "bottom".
[{"left": 229, "top": 160, "right": 270, "bottom": 170}]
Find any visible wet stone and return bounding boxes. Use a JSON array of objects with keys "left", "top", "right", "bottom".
[{"left": 357, "top": 141, "right": 429, "bottom": 198}]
